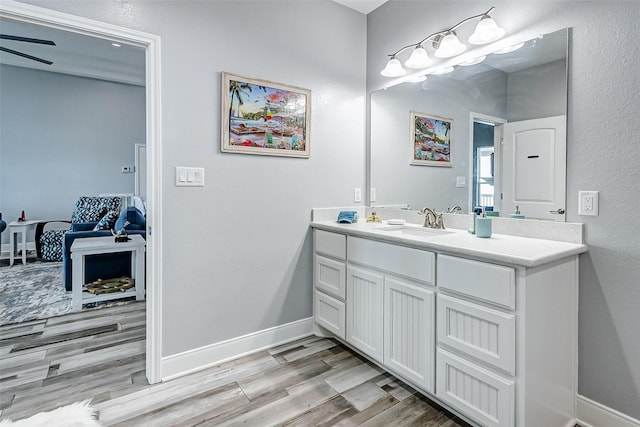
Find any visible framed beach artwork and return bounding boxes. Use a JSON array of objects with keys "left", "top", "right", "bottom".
[
  {"left": 410, "top": 111, "right": 452, "bottom": 167},
  {"left": 221, "top": 72, "right": 311, "bottom": 158}
]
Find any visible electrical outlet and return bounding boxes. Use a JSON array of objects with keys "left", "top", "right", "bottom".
[
  {"left": 370, "top": 188, "right": 377, "bottom": 202},
  {"left": 456, "top": 176, "right": 466, "bottom": 188},
  {"left": 578, "top": 191, "right": 599, "bottom": 216},
  {"left": 354, "top": 188, "right": 362, "bottom": 203}
]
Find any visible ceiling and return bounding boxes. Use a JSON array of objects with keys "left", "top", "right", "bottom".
[
  {"left": 333, "top": 0, "right": 388, "bottom": 14},
  {"left": 0, "top": 18, "right": 145, "bottom": 86}
]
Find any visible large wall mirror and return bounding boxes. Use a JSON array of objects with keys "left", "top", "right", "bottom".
[{"left": 370, "top": 28, "right": 569, "bottom": 221}]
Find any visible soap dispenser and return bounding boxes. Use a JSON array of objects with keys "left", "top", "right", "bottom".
[
  {"left": 475, "top": 208, "right": 492, "bottom": 238},
  {"left": 510, "top": 205, "right": 525, "bottom": 219}
]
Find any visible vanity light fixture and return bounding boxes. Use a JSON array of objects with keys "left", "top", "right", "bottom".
[
  {"left": 430, "top": 66, "right": 455, "bottom": 75},
  {"left": 434, "top": 31, "right": 467, "bottom": 58},
  {"left": 405, "top": 45, "right": 433, "bottom": 69},
  {"left": 380, "top": 55, "right": 407, "bottom": 77},
  {"left": 380, "top": 7, "right": 505, "bottom": 77},
  {"left": 493, "top": 42, "right": 524, "bottom": 54},
  {"left": 406, "top": 75, "right": 427, "bottom": 83},
  {"left": 458, "top": 55, "right": 487, "bottom": 66}
]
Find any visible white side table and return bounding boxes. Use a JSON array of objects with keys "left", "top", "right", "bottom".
[
  {"left": 70, "top": 234, "right": 146, "bottom": 311},
  {"left": 9, "top": 220, "right": 40, "bottom": 266}
]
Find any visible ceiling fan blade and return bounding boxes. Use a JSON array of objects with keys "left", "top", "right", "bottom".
[
  {"left": 0, "top": 34, "right": 56, "bottom": 45},
  {"left": 0, "top": 46, "right": 53, "bottom": 65}
]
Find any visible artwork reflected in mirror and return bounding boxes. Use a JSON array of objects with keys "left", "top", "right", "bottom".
[{"left": 370, "top": 28, "right": 568, "bottom": 221}]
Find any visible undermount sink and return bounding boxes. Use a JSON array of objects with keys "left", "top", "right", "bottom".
[{"left": 376, "top": 225, "right": 453, "bottom": 237}]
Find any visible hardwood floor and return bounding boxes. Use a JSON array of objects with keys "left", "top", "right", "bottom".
[{"left": 0, "top": 303, "right": 469, "bottom": 426}]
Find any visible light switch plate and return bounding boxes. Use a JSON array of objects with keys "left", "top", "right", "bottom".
[
  {"left": 456, "top": 176, "right": 466, "bottom": 188},
  {"left": 176, "top": 167, "right": 205, "bottom": 187},
  {"left": 354, "top": 188, "right": 362, "bottom": 203}
]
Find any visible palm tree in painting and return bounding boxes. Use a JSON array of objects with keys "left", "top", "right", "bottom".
[
  {"left": 442, "top": 120, "right": 451, "bottom": 138},
  {"left": 229, "top": 80, "right": 252, "bottom": 119}
]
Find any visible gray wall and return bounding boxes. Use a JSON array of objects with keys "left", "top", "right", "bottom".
[
  {"left": 0, "top": 64, "right": 145, "bottom": 243},
  {"left": 507, "top": 59, "right": 567, "bottom": 122},
  {"left": 369, "top": 0, "right": 640, "bottom": 419},
  {"left": 19, "top": 0, "right": 367, "bottom": 357}
]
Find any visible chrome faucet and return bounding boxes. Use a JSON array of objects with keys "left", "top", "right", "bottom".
[
  {"left": 447, "top": 205, "right": 462, "bottom": 214},
  {"left": 419, "top": 207, "right": 446, "bottom": 229}
]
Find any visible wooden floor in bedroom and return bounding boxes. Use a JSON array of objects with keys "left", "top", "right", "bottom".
[{"left": 0, "top": 302, "right": 469, "bottom": 426}]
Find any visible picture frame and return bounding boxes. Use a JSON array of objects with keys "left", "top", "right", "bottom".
[
  {"left": 221, "top": 71, "right": 311, "bottom": 158},
  {"left": 410, "top": 111, "right": 452, "bottom": 167}
]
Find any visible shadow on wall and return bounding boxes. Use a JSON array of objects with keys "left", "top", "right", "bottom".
[
  {"left": 268, "top": 228, "right": 314, "bottom": 326},
  {"left": 578, "top": 251, "right": 640, "bottom": 416}
]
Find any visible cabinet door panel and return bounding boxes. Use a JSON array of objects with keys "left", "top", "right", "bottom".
[
  {"left": 347, "top": 266, "right": 384, "bottom": 362},
  {"left": 384, "top": 277, "right": 434, "bottom": 392},
  {"left": 438, "top": 294, "right": 515, "bottom": 375},
  {"left": 315, "top": 255, "right": 346, "bottom": 300},
  {"left": 437, "top": 349, "right": 515, "bottom": 427},
  {"left": 315, "top": 290, "right": 346, "bottom": 339}
]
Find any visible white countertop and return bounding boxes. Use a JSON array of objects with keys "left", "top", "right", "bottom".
[{"left": 311, "top": 220, "right": 587, "bottom": 268}]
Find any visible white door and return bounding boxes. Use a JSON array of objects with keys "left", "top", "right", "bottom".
[
  {"left": 501, "top": 116, "right": 566, "bottom": 221},
  {"left": 347, "top": 266, "right": 384, "bottom": 362},
  {"left": 384, "top": 277, "right": 434, "bottom": 392}
]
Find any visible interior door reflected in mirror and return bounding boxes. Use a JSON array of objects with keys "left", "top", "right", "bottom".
[{"left": 369, "top": 28, "right": 569, "bottom": 221}]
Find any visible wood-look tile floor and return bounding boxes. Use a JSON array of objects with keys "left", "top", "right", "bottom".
[{"left": 0, "top": 303, "right": 469, "bottom": 426}]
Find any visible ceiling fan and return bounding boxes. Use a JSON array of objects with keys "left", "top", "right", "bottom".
[{"left": 0, "top": 34, "right": 56, "bottom": 65}]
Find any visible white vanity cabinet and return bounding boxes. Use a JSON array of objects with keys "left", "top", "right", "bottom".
[
  {"left": 436, "top": 254, "right": 578, "bottom": 427},
  {"left": 313, "top": 230, "right": 347, "bottom": 339},
  {"left": 347, "top": 236, "right": 436, "bottom": 392},
  {"left": 312, "top": 222, "right": 581, "bottom": 427}
]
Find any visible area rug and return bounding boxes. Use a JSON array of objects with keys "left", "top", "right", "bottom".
[
  {"left": 0, "top": 262, "right": 134, "bottom": 326},
  {"left": 0, "top": 400, "right": 101, "bottom": 426}
]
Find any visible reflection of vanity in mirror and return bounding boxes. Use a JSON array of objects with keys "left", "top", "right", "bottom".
[{"left": 370, "top": 28, "right": 568, "bottom": 221}]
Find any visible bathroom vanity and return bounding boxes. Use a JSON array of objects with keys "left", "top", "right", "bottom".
[{"left": 311, "top": 215, "right": 587, "bottom": 427}]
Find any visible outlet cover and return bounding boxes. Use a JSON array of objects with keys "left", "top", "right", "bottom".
[
  {"left": 578, "top": 191, "right": 599, "bottom": 216},
  {"left": 354, "top": 188, "right": 362, "bottom": 203}
]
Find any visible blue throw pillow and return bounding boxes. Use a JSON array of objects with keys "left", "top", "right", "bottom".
[{"left": 93, "top": 210, "right": 119, "bottom": 231}]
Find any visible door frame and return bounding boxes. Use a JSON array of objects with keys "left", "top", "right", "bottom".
[
  {"left": 1, "top": 1, "right": 164, "bottom": 383},
  {"left": 468, "top": 112, "right": 507, "bottom": 212}
]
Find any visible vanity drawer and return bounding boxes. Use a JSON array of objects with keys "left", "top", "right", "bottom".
[
  {"left": 347, "top": 237, "right": 435, "bottom": 284},
  {"left": 438, "top": 255, "right": 515, "bottom": 309},
  {"left": 315, "top": 290, "right": 345, "bottom": 340},
  {"left": 437, "top": 349, "right": 515, "bottom": 427},
  {"left": 438, "top": 294, "right": 515, "bottom": 375},
  {"left": 315, "top": 230, "right": 346, "bottom": 260},
  {"left": 314, "top": 255, "right": 346, "bottom": 300}
]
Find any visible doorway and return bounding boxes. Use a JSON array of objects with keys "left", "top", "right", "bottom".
[{"left": 0, "top": 1, "right": 162, "bottom": 383}]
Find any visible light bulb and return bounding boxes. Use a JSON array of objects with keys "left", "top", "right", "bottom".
[
  {"left": 430, "top": 66, "right": 455, "bottom": 75},
  {"left": 458, "top": 55, "right": 486, "bottom": 66},
  {"left": 434, "top": 32, "right": 466, "bottom": 58},
  {"left": 493, "top": 42, "right": 524, "bottom": 54},
  {"left": 406, "top": 75, "right": 427, "bottom": 83},
  {"left": 404, "top": 45, "right": 433, "bottom": 69},
  {"left": 469, "top": 16, "right": 505, "bottom": 45},
  {"left": 380, "top": 56, "right": 407, "bottom": 77}
]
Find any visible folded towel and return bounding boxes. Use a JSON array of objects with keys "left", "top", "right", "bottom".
[{"left": 337, "top": 211, "right": 359, "bottom": 224}]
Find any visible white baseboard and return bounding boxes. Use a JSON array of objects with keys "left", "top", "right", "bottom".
[
  {"left": 577, "top": 395, "right": 640, "bottom": 427},
  {"left": 161, "top": 317, "right": 314, "bottom": 381}
]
